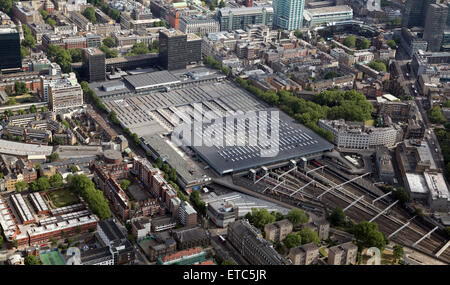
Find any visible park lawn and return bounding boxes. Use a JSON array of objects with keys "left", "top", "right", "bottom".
[
  {"left": 365, "top": 119, "right": 374, "bottom": 126},
  {"left": 16, "top": 94, "right": 38, "bottom": 104},
  {"left": 49, "top": 189, "right": 79, "bottom": 208},
  {"left": 319, "top": 247, "right": 328, "bottom": 257}
]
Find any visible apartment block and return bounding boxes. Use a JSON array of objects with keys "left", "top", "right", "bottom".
[
  {"left": 264, "top": 219, "right": 293, "bottom": 242},
  {"left": 327, "top": 242, "right": 358, "bottom": 265},
  {"left": 288, "top": 242, "right": 319, "bottom": 265}
]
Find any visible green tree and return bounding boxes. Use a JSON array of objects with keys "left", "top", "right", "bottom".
[
  {"left": 37, "top": 177, "right": 51, "bottom": 191},
  {"left": 393, "top": 187, "right": 409, "bottom": 204},
  {"left": 67, "top": 174, "right": 111, "bottom": 219},
  {"left": 189, "top": 191, "right": 206, "bottom": 216},
  {"left": 24, "top": 255, "right": 41, "bottom": 265},
  {"left": 221, "top": 260, "right": 236, "bottom": 265},
  {"left": 343, "top": 35, "right": 356, "bottom": 48},
  {"left": 28, "top": 181, "right": 39, "bottom": 192},
  {"left": 299, "top": 227, "right": 320, "bottom": 245},
  {"left": 386, "top": 40, "right": 397, "bottom": 49},
  {"left": 248, "top": 208, "right": 276, "bottom": 230},
  {"left": 155, "top": 157, "right": 163, "bottom": 168},
  {"left": 353, "top": 221, "right": 386, "bottom": 251},
  {"left": 120, "top": 179, "right": 131, "bottom": 190},
  {"left": 14, "top": 81, "right": 28, "bottom": 95},
  {"left": 294, "top": 30, "right": 303, "bottom": 39},
  {"left": 69, "top": 48, "right": 83, "bottom": 62},
  {"left": 15, "top": 181, "right": 27, "bottom": 192},
  {"left": 131, "top": 42, "right": 150, "bottom": 55},
  {"left": 21, "top": 45, "right": 29, "bottom": 59},
  {"left": 61, "top": 120, "right": 70, "bottom": 129},
  {"left": 368, "top": 60, "right": 387, "bottom": 72},
  {"left": 283, "top": 233, "right": 302, "bottom": 249},
  {"left": 218, "top": 0, "right": 225, "bottom": 8},
  {"left": 82, "top": 7, "right": 97, "bottom": 23},
  {"left": 357, "top": 37, "right": 371, "bottom": 50},
  {"left": 40, "top": 10, "right": 49, "bottom": 20},
  {"left": 286, "top": 209, "right": 308, "bottom": 227},
  {"left": 52, "top": 136, "right": 64, "bottom": 145},
  {"left": 393, "top": 245, "right": 403, "bottom": 262},
  {"left": 47, "top": 18, "right": 56, "bottom": 27},
  {"left": 49, "top": 173, "right": 64, "bottom": 188},
  {"left": 70, "top": 165, "right": 78, "bottom": 173},
  {"left": 22, "top": 34, "right": 36, "bottom": 49},
  {"left": 328, "top": 207, "right": 347, "bottom": 227},
  {"left": 429, "top": 106, "right": 446, "bottom": 124},
  {"left": 108, "top": 8, "right": 120, "bottom": 22},
  {"left": 103, "top": 36, "right": 116, "bottom": 48},
  {"left": 0, "top": 235, "right": 3, "bottom": 247},
  {"left": 50, "top": 152, "right": 59, "bottom": 162},
  {"left": 99, "top": 45, "right": 118, "bottom": 58},
  {"left": 0, "top": 0, "right": 13, "bottom": 14},
  {"left": 29, "top": 104, "right": 37, "bottom": 113}
]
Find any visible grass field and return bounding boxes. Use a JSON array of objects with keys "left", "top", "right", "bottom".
[
  {"left": 365, "top": 119, "right": 374, "bottom": 126},
  {"left": 49, "top": 189, "right": 79, "bottom": 208},
  {"left": 40, "top": 250, "right": 66, "bottom": 265}
]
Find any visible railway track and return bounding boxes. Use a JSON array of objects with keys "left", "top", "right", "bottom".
[
  {"left": 305, "top": 160, "right": 450, "bottom": 262},
  {"left": 252, "top": 162, "right": 450, "bottom": 262}
]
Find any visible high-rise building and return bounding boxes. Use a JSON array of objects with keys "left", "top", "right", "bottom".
[
  {"left": 159, "top": 30, "right": 202, "bottom": 70},
  {"left": 402, "top": 0, "right": 436, "bottom": 28},
  {"left": 48, "top": 78, "right": 83, "bottom": 111},
  {"left": 273, "top": 0, "right": 305, "bottom": 30},
  {"left": 424, "top": 3, "right": 449, "bottom": 52},
  {"left": 82, "top": 47, "right": 105, "bottom": 82},
  {"left": 178, "top": 201, "right": 197, "bottom": 227},
  {"left": 217, "top": 6, "right": 274, "bottom": 31},
  {"left": 0, "top": 28, "right": 22, "bottom": 73}
]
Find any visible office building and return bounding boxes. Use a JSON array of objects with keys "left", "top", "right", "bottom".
[
  {"left": 303, "top": 5, "right": 353, "bottom": 27},
  {"left": 402, "top": 0, "right": 436, "bottom": 28},
  {"left": 273, "top": 0, "right": 305, "bottom": 30},
  {"left": 83, "top": 47, "right": 106, "bottom": 82},
  {"left": 264, "top": 219, "right": 293, "bottom": 242},
  {"left": 48, "top": 79, "right": 83, "bottom": 111},
  {"left": 423, "top": 4, "right": 449, "bottom": 52},
  {"left": 288, "top": 242, "right": 319, "bottom": 265},
  {"left": 0, "top": 28, "right": 22, "bottom": 73},
  {"left": 227, "top": 219, "right": 291, "bottom": 265},
  {"left": 217, "top": 7, "right": 274, "bottom": 31},
  {"left": 179, "top": 15, "right": 219, "bottom": 36},
  {"left": 159, "top": 30, "right": 202, "bottom": 71},
  {"left": 206, "top": 200, "right": 238, "bottom": 228},
  {"left": 328, "top": 242, "right": 358, "bottom": 265},
  {"left": 318, "top": 119, "right": 402, "bottom": 149}
]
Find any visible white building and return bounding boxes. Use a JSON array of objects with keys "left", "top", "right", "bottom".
[
  {"left": 303, "top": 5, "right": 353, "bottom": 27},
  {"left": 319, "top": 119, "right": 402, "bottom": 149},
  {"left": 179, "top": 15, "right": 219, "bottom": 36}
]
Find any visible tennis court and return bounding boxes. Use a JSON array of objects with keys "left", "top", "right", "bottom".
[{"left": 40, "top": 250, "right": 66, "bottom": 265}]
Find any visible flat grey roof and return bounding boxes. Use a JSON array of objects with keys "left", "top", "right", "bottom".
[
  {"left": 186, "top": 109, "right": 334, "bottom": 175},
  {"left": 142, "top": 134, "right": 207, "bottom": 185},
  {"left": 124, "top": 70, "right": 180, "bottom": 90}
]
